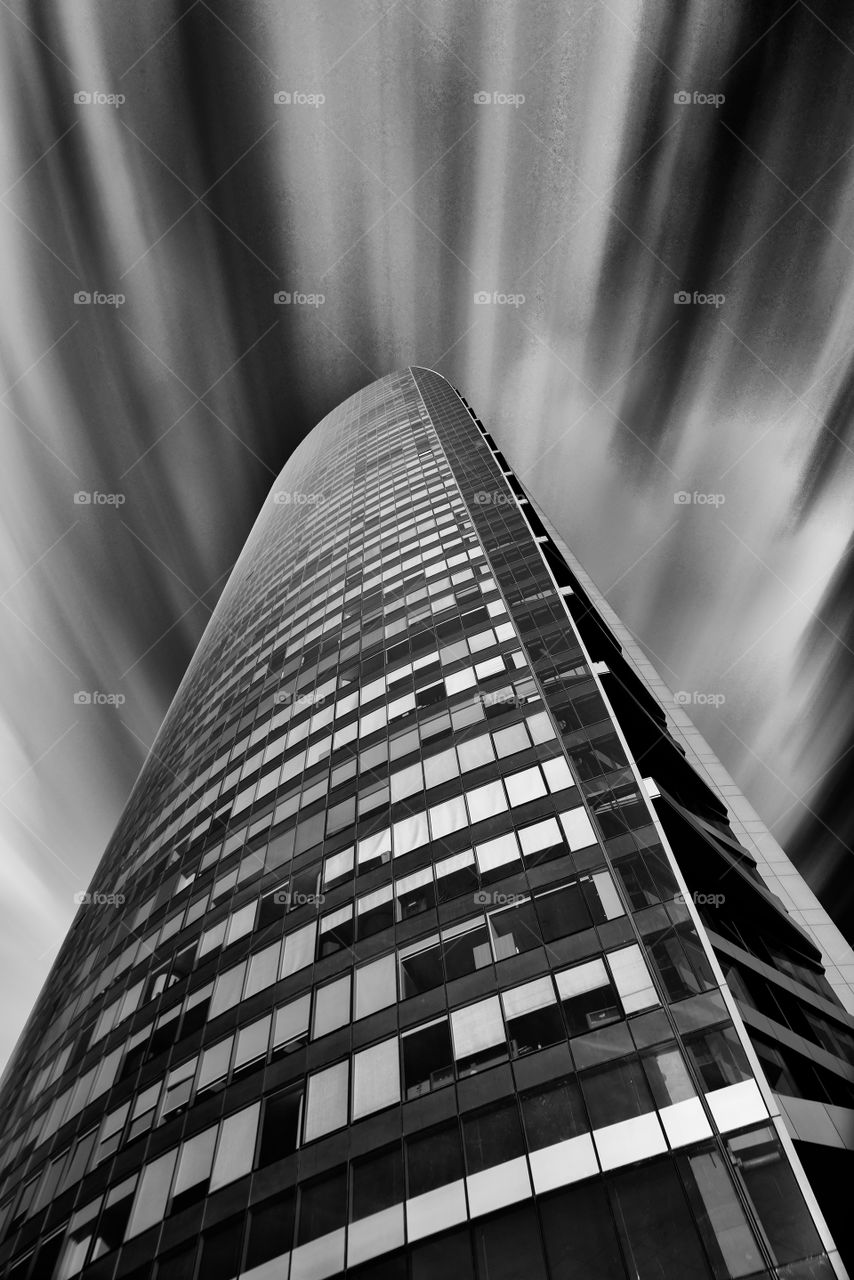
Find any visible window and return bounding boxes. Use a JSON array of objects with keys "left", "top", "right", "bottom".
[
  {"left": 400, "top": 934, "right": 444, "bottom": 996},
  {"left": 209, "top": 962, "right": 246, "bottom": 1019},
  {"left": 457, "top": 734, "right": 495, "bottom": 771},
  {"left": 559, "top": 807, "right": 597, "bottom": 851},
  {"left": 210, "top": 1102, "right": 259, "bottom": 1191},
  {"left": 436, "top": 848, "right": 478, "bottom": 902},
  {"left": 171, "top": 1125, "right": 217, "bottom": 1214},
  {"left": 197, "top": 1037, "right": 233, "bottom": 1097},
  {"left": 319, "top": 904, "right": 354, "bottom": 956},
  {"left": 355, "top": 953, "right": 397, "bottom": 1018},
  {"left": 502, "top": 977, "right": 565, "bottom": 1056},
  {"left": 642, "top": 1045, "right": 696, "bottom": 1107},
  {"left": 474, "top": 831, "right": 521, "bottom": 881},
  {"left": 556, "top": 960, "right": 621, "bottom": 1036},
  {"left": 466, "top": 779, "right": 507, "bottom": 823},
  {"left": 535, "top": 880, "right": 592, "bottom": 942},
  {"left": 429, "top": 794, "right": 467, "bottom": 837},
  {"left": 463, "top": 1101, "right": 525, "bottom": 1173},
  {"left": 161, "top": 1056, "right": 197, "bottom": 1118},
  {"left": 519, "top": 816, "right": 565, "bottom": 867},
  {"left": 609, "top": 1159, "right": 714, "bottom": 1280},
  {"left": 608, "top": 945, "right": 659, "bottom": 1013},
  {"left": 350, "top": 1147, "right": 406, "bottom": 1264},
  {"left": 450, "top": 996, "right": 507, "bottom": 1075},
  {"left": 685, "top": 1025, "right": 752, "bottom": 1092},
  {"left": 471, "top": 1204, "right": 548, "bottom": 1280},
  {"left": 353, "top": 1038, "right": 401, "bottom": 1118},
  {"left": 272, "top": 993, "right": 311, "bottom": 1056},
  {"left": 492, "top": 722, "right": 530, "bottom": 758},
  {"left": 126, "top": 1148, "right": 178, "bottom": 1238},
  {"left": 488, "top": 898, "right": 541, "bottom": 959},
  {"left": 127, "top": 1082, "right": 160, "bottom": 1141},
  {"left": 521, "top": 1077, "right": 588, "bottom": 1150},
  {"left": 505, "top": 765, "right": 547, "bottom": 807},
  {"left": 405, "top": 1123, "right": 464, "bottom": 1198},
  {"left": 539, "top": 1182, "right": 627, "bottom": 1280},
  {"left": 647, "top": 928, "right": 716, "bottom": 1001},
  {"left": 728, "top": 1127, "right": 823, "bottom": 1266},
  {"left": 233, "top": 1014, "right": 271, "bottom": 1078},
  {"left": 442, "top": 918, "right": 492, "bottom": 979},
  {"left": 313, "top": 974, "right": 351, "bottom": 1038},
  {"left": 324, "top": 845, "right": 354, "bottom": 888},
  {"left": 357, "top": 885, "right": 394, "bottom": 938},
  {"left": 402, "top": 1018, "right": 454, "bottom": 1098},
  {"left": 259, "top": 1085, "right": 303, "bottom": 1166},
  {"left": 396, "top": 866, "right": 436, "bottom": 920},
  {"left": 244, "top": 1194, "right": 296, "bottom": 1278},
  {"left": 581, "top": 1057, "right": 655, "bottom": 1127},
  {"left": 296, "top": 1167, "right": 347, "bottom": 1247},
  {"left": 304, "top": 1060, "right": 349, "bottom": 1141},
  {"left": 95, "top": 1101, "right": 129, "bottom": 1164},
  {"left": 198, "top": 1218, "right": 244, "bottom": 1280},
  {"left": 678, "top": 1149, "right": 764, "bottom": 1278}
]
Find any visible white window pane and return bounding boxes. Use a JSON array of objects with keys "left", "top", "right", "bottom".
[
  {"left": 127, "top": 1148, "right": 178, "bottom": 1237},
  {"left": 198, "top": 1037, "right": 233, "bottom": 1090},
  {"left": 313, "top": 975, "right": 351, "bottom": 1038},
  {"left": 501, "top": 977, "right": 556, "bottom": 1019},
  {"left": 245, "top": 942, "right": 281, "bottom": 997},
  {"left": 209, "top": 962, "right": 247, "bottom": 1019},
  {"left": 173, "top": 1126, "right": 216, "bottom": 1198},
  {"left": 527, "top": 712, "right": 557, "bottom": 743},
  {"left": 235, "top": 1015, "right": 271, "bottom": 1069},
  {"left": 519, "top": 817, "right": 562, "bottom": 855},
  {"left": 445, "top": 667, "right": 475, "bottom": 694},
  {"left": 556, "top": 959, "right": 609, "bottom": 999},
  {"left": 358, "top": 828, "right": 391, "bottom": 866},
  {"left": 608, "top": 945, "right": 659, "bottom": 1012},
  {"left": 357, "top": 885, "right": 393, "bottom": 914},
  {"left": 321, "top": 904, "right": 353, "bottom": 930},
  {"left": 281, "top": 921, "right": 316, "bottom": 977},
  {"left": 475, "top": 656, "right": 505, "bottom": 679},
  {"left": 272, "top": 994, "right": 310, "bottom": 1052},
  {"left": 492, "top": 723, "right": 530, "bottom": 758},
  {"left": 355, "top": 954, "right": 397, "bottom": 1020},
  {"left": 199, "top": 920, "right": 227, "bottom": 958},
  {"left": 210, "top": 1102, "right": 260, "bottom": 1190},
  {"left": 395, "top": 867, "right": 433, "bottom": 896},
  {"left": 304, "top": 1061, "right": 349, "bottom": 1141},
  {"left": 474, "top": 832, "right": 520, "bottom": 874},
  {"left": 391, "top": 763, "right": 423, "bottom": 802},
  {"left": 392, "top": 812, "right": 429, "bottom": 856},
  {"left": 450, "top": 996, "right": 504, "bottom": 1061},
  {"left": 353, "top": 1038, "right": 400, "bottom": 1119},
  {"left": 436, "top": 848, "right": 476, "bottom": 878},
  {"left": 505, "top": 767, "right": 547, "bottom": 807},
  {"left": 542, "top": 756, "right": 574, "bottom": 793},
  {"left": 424, "top": 748, "right": 458, "bottom": 788},
  {"left": 466, "top": 780, "right": 507, "bottom": 824},
  {"left": 429, "top": 795, "right": 467, "bottom": 838},
  {"left": 559, "top": 807, "right": 597, "bottom": 851},
  {"left": 323, "top": 847, "right": 354, "bottom": 886},
  {"left": 457, "top": 735, "right": 495, "bottom": 771},
  {"left": 592, "top": 871, "right": 625, "bottom": 920}
]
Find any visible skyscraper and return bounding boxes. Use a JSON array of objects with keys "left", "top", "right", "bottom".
[{"left": 1, "top": 366, "right": 852, "bottom": 1280}]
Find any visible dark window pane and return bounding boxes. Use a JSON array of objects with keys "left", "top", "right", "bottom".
[
  {"left": 463, "top": 1102, "right": 525, "bottom": 1173},
  {"left": 402, "top": 1020, "right": 454, "bottom": 1099},
  {"left": 580, "top": 1057, "right": 655, "bottom": 1127},
  {"left": 728, "top": 1128, "right": 823, "bottom": 1266},
  {"left": 489, "top": 901, "right": 542, "bottom": 959},
  {"left": 400, "top": 940, "right": 443, "bottom": 996},
  {"left": 411, "top": 1228, "right": 475, "bottom": 1280},
  {"left": 245, "top": 1193, "right": 295, "bottom": 1271},
  {"left": 296, "top": 1167, "right": 347, "bottom": 1245},
  {"left": 685, "top": 1026, "right": 751, "bottom": 1092},
  {"left": 678, "top": 1148, "right": 764, "bottom": 1278},
  {"left": 539, "top": 1183, "right": 628, "bottom": 1280},
  {"left": 406, "top": 1123, "right": 464, "bottom": 1198},
  {"left": 472, "top": 1204, "right": 548, "bottom": 1280},
  {"left": 610, "top": 1159, "right": 713, "bottom": 1280},
  {"left": 521, "top": 1077, "right": 589, "bottom": 1148},
  {"left": 198, "top": 1218, "right": 244, "bottom": 1280},
  {"left": 156, "top": 1245, "right": 196, "bottom": 1280},
  {"left": 535, "top": 882, "right": 591, "bottom": 942},
  {"left": 351, "top": 1146, "right": 405, "bottom": 1220},
  {"left": 443, "top": 923, "right": 491, "bottom": 980},
  {"left": 259, "top": 1085, "right": 302, "bottom": 1165}
]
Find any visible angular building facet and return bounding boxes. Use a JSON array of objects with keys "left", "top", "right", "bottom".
[{"left": 1, "top": 367, "right": 853, "bottom": 1280}]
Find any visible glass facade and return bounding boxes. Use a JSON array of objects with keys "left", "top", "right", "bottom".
[{"left": 0, "top": 367, "right": 851, "bottom": 1280}]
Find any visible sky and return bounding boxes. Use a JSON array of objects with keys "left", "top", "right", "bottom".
[{"left": 1, "top": 0, "right": 854, "bottom": 1071}]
